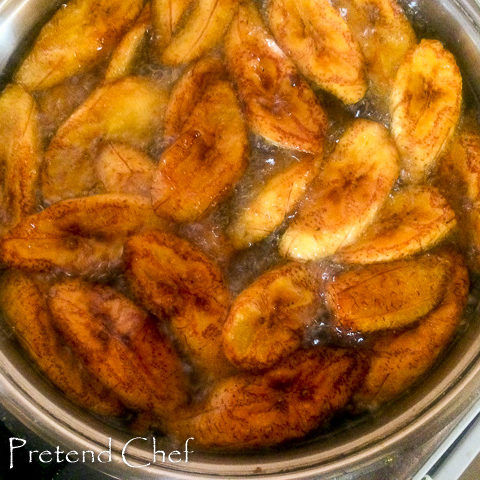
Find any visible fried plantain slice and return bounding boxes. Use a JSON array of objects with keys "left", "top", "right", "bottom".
[
  {"left": 353, "top": 250, "right": 469, "bottom": 409},
  {"left": 0, "top": 271, "right": 124, "bottom": 416},
  {"left": 268, "top": 0, "right": 367, "bottom": 104},
  {"left": 225, "top": 0, "right": 327, "bottom": 153},
  {"left": 391, "top": 39, "right": 462, "bottom": 184},
  {"left": 48, "top": 279, "right": 187, "bottom": 417},
  {"left": 125, "top": 231, "right": 233, "bottom": 378},
  {"left": 326, "top": 253, "right": 449, "bottom": 334},
  {"left": 337, "top": 185, "right": 456, "bottom": 264},
  {"left": 167, "top": 347, "right": 367, "bottom": 449},
  {"left": 0, "top": 84, "right": 42, "bottom": 235},
  {"left": 152, "top": 0, "right": 192, "bottom": 50},
  {"left": 0, "top": 194, "right": 168, "bottom": 276},
  {"left": 279, "top": 119, "right": 399, "bottom": 261},
  {"left": 223, "top": 262, "right": 322, "bottom": 371},
  {"left": 152, "top": 80, "right": 248, "bottom": 223},
  {"left": 42, "top": 76, "right": 168, "bottom": 204},
  {"left": 15, "top": 0, "right": 143, "bottom": 91}
]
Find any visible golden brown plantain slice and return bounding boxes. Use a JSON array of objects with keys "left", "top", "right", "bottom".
[
  {"left": 0, "top": 271, "right": 124, "bottom": 416},
  {"left": 0, "top": 84, "right": 42, "bottom": 235},
  {"left": 160, "top": 0, "right": 237, "bottom": 65},
  {"left": 168, "top": 347, "right": 367, "bottom": 449},
  {"left": 0, "top": 194, "right": 168, "bottom": 276},
  {"left": 42, "top": 76, "right": 169, "bottom": 204},
  {"left": 152, "top": 0, "right": 192, "bottom": 50},
  {"left": 337, "top": 185, "right": 456, "bottom": 264},
  {"left": 326, "top": 253, "right": 449, "bottom": 334},
  {"left": 152, "top": 80, "right": 247, "bottom": 223},
  {"left": 279, "top": 119, "right": 399, "bottom": 261},
  {"left": 391, "top": 39, "right": 462, "bottom": 184},
  {"left": 268, "top": 0, "right": 367, "bottom": 104},
  {"left": 223, "top": 262, "right": 322, "bottom": 371},
  {"left": 125, "top": 231, "right": 233, "bottom": 378},
  {"left": 48, "top": 279, "right": 187, "bottom": 416},
  {"left": 354, "top": 250, "right": 469, "bottom": 409},
  {"left": 228, "top": 155, "right": 320, "bottom": 249},
  {"left": 15, "top": 0, "right": 143, "bottom": 91},
  {"left": 225, "top": 1, "right": 327, "bottom": 153},
  {"left": 332, "top": 0, "right": 416, "bottom": 98},
  {"left": 95, "top": 143, "right": 154, "bottom": 197}
]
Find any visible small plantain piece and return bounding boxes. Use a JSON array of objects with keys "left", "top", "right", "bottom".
[
  {"left": 15, "top": 0, "right": 143, "bottom": 91},
  {"left": 160, "top": 0, "right": 237, "bottom": 65},
  {"left": 337, "top": 185, "right": 456, "bottom": 264},
  {"left": 95, "top": 142, "right": 154, "bottom": 197},
  {"left": 152, "top": 80, "right": 248, "bottom": 223},
  {"left": 167, "top": 347, "right": 367, "bottom": 449},
  {"left": 225, "top": 0, "right": 327, "bottom": 153},
  {"left": 279, "top": 119, "right": 399, "bottom": 261},
  {"left": 125, "top": 231, "right": 234, "bottom": 378},
  {"left": 223, "top": 262, "right": 322, "bottom": 371},
  {"left": 0, "top": 271, "right": 124, "bottom": 416},
  {"left": 268, "top": 0, "right": 367, "bottom": 104},
  {"left": 228, "top": 155, "right": 320, "bottom": 249},
  {"left": 0, "top": 84, "right": 42, "bottom": 235},
  {"left": 42, "top": 76, "right": 169, "bottom": 204},
  {"left": 0, "top": 194, "right": 168, "bottom": 277},
  {"left": 48, "top": 279, "right": 187, "bottom": 417},
  {"left": 326, "top": 253, "right": 449, "bottom": 334},
  {"left": 391, "top": 39, "right": 462, "bottom": 184},
  {"left": 354, "top": 250, "right": 469, "bottom": 410},
  {"left": 152, "top": 0, "right": 192, "bottom": 50}
]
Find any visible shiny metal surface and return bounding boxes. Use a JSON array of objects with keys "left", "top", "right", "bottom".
[{"left": 1, "top": 0, "right": 480, "bottom": 478}]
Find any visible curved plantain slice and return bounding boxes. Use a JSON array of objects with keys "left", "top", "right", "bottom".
[
  {"left": 160, "top": 0, "right": 237, "bottom": 65},
  {"left": 15, "top": 0, "right": 143, "bottom": 91},
  {"left": 391, "top": 39, "right": 462, "bottom": 184},
  {"left": 0, "top": 194, "right": 168, "bottom": 276},
  {"left": 279, "top": 119, "right": 399, "bottom": 261},
  {"left": 354, "top": 250, "right": 469, "bottom": 410},
  {"left": 152, "top": 80, "right": 248, "bottom": 223},
  {"left": 167, "top": 347, "right": 367, "bottom": 449},
  {"left": 337, "top": 185, "right": 456, "bottom": 264},
  {"left": 0, "top": 271, "right": 124, "bottom": 416},
  {"left": 0, "top": 84, "right": 42, "bottom": 235},
  {"left": 268, "top": 0, "right": 367, "bottom": 104},
  {"left": 42, "top": 76, "right": 169, "bottom": 204},
  {"left": 48, "top": 279, "right": 187, "bottom": 417},
  {"left": 95, "top": 142, "right": 154, "bottom": 197},
  {"left": 326, "top": 253, "right": 449, "bottom": 334},
  {"left": 223, "top": 262, "right": 322, "bottom": 371},
  {"left": 225, "top": 0, "right": 327, "bottom": 153},
  {"left": 228, "top": 155, "right": 320, "bottom": 249},
  {"left": 153, "top": 0, "right": 192, "bottom": 51},
  {"left": 125, "top": 231, "right": 234, "bottom": 378},
  {"left": 332, "top": 0, "right": 416, "bottom": 99}
]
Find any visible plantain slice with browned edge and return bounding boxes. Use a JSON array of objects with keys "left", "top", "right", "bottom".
[
  {"left": 268, "top": 0, "right": 367, "bottom": 104},
  {"left": 225, "top": 0, "right": 327, "bottom": 153},
  {"left": 15, "top": 0, "right": 143, "bottom": 91},
  {"left": 125, "top": 231, "right": 234, "bottom": 378},
  {"left": 354, "top": 249, "right": 469, "bottom": 410},
  {"left": 337, "top": 185, "right": 456, "bottom": 264},
  {"left": 0, "top": 271, "right": 124, "bottom": 416},
  {"left": 42, "top": 76, "right": 169, "bottom": 204},
  {"left": 391, "top": 39, "right": 462, "bottom": 184},
  {"left": 0, "top": 84, "right": 42, "bottom": 235},
  {"left": 152, "top": 0, "right": 192, "bottom": 51},
  {"left": 152, "top": 80, "right": 248, "bottom": 223},
  {"left": 167, "top": 347, "right": 367, "bottom": 449},
  {"left": 48, "top": 279, "right": 187, "bottom": 417},
  {"left": 228, "top": 155, "right": 320, "bottom": 249},
  {"left": 279, "top": 119, "right": 399, "bottom": 261},
  {"left": 223, "top": 262, "right": 322, "bottom": 371},
  {"left": 326, "top": 253, "right": 449, "bottom": 334},
  {"left": 332, "top": 0, "right": 416, "bottom": 99},
  {"left": 0, "top": 194, "right": 168, "bottom": 277}
]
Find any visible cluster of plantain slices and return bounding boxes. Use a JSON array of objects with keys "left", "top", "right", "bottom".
[{"left": 0, "top": 0, "right": 477, "bottom": 451}]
